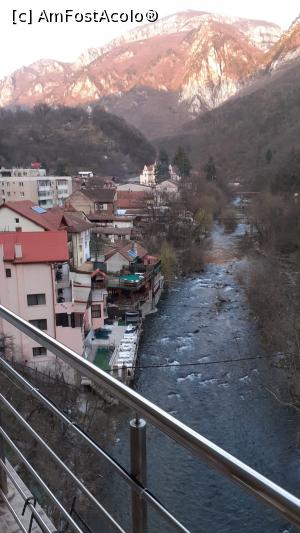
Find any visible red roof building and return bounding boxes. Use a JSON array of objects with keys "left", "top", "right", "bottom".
[
  {"left": 0, "top": 201, "right": 94, "bottom": 269},
  {"left": 116, "top": 191, "right": 153, "bottom": 210},
  {"left": 0, "top": 231, "right": 69, "bottom": 264},
  {"left": 0, "top": 201, "right": 92, "bottom": 233}
]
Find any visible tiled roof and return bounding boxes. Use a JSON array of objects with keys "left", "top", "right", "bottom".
[
  {"left": 116, "top": 199, "right": 146, "bottom": 209},
  {"left": 62, "top": 212, "right": 93, "bottom": 233},
  {"left": 117, "top": 191, "right": 152, "bottom": 200},
  {"left": 117, "top": 184, "right": 152, "bottom": 192},
  {"left": 91, "top": 268, "right": 108, "bottom": 279},
  {"left": 120, "top": 242, "right": 148, "bottom": 261},
  {"left": 1, "top": 201, "right": 60, "bottom": 230},
  {"left": 1, "top": 201, "right": 92, "bottom": 234},
  {"left": 105, "top": 242, "right": 148, "bottom": 262},
  {"left": 82, "top": 188, "right": 116, "bottom": 202},
  {"left": 143, "top": 254, "right": 159, "bottom": 265},
  {"left": 87, "top": 213, "right": 133, "bottom": 222},
  {"left": 0, "top": 231, "right": 69, "bottom": 263},
  {"left": 91, "top": 227, "right": 132, "bottom": 236},
  {"left": 116, "top": 191, "right": 152, "bottom": 209}
]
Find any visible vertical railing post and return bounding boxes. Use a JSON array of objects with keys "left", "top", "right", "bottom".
[
  {"left": 0, "top": 410, "right": 8, "bottom": 498},
  {"left": 130, "top": 417, "right": 147, "bottom": 533}
]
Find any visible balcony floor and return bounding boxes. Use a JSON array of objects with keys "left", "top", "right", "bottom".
[{"left": 0, "top": 462, "right": 56, "bottom": 532}]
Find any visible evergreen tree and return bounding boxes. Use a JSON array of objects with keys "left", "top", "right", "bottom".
[
  {"left": 204, "top": 156, "right": 216, "bottom": 181},
  {"left": 55, "top": 160, "right": 68, "bottom": 176},
  {"left": 173, "top": 146, "right": 191, "bottom": 177},
  {"left": 159, "top": 149, "right": 169, "bottom": 165},
  {"left": 265, "top": 149, "right": 273, "bottom": 164},
  {"left": 156, "top": 149, "right": 170, "bottom": 182}
]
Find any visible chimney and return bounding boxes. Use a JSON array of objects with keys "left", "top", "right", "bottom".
[{"left": 14, "top": 244, "right": 22, "bottom": 259}]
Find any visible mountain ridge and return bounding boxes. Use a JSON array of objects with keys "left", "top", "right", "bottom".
[
  {"left": 1, "top": 10, "right": 298, "bottom": 140},
  {"left": 158, "top": 57, "right": 300, "bottom": 187},
  {"left": 75, "top": 10, "right": 282, "bottom": 67}
]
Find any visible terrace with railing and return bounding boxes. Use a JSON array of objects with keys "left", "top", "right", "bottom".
[{"left": 1, "top": 304, "right": 300, "bottom": 532}]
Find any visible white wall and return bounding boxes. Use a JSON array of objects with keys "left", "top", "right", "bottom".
[
  {"left": 0, "top": 261, "right": 56, "bottom": 364},
  {"left": 114, "top": 220, "right": 133, "bottom": 228},
  {"left": 71, "top": 229, "right": 91, "bottom": 268},
  {"left": 106, "top": 252, "right": 129, "bottom": 273},
  {"left": 0, "top": 207, "right": 45, "bottom": 232}
]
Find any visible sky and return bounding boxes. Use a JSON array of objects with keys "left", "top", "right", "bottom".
[{"left": 0, "top": 0, "right": 299, "bottom": 79}]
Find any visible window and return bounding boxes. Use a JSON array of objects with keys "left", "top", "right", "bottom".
[
  {"left": 16, "top": 227, "right": 22, "bottom": 232},
  {"left": 15, "top": 218, "right": 19, "bottom": 223},
  {"left": 7, "top": 192, "right": 10, "bottom": 197},
  {"left": 71, "top": 313, "right": 83, "bottom": 328},
  {"left": 27, "top": 294, "right": 46, "bottom": 306},
  {"left": 5, "top": 269, "right": 11, "bottom": 278},
  {"left": 56, "top": 313, "right": 69, "bottom": 327},
  {"left": 32, "top": 346, "right": 47, "bottom": 356},
  {"left": 95, "top": 202, "right": 105, "bottom": 211},
  {"left": 19, "top": 182, "right": 24, "bottom": 187},
  {"left": 29, "top": 319, "right": 47, "bottom": 330},
  {"left": 91, "top": 305, "right": 101, "bottom": 318}
]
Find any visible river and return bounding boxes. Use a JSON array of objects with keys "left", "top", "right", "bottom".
[{"left": 89, "top": 212, "right": 300, "bottom": 533}]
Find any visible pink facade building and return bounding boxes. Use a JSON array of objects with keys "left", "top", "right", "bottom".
[{"left": 0, "top": 231, "right": 107, "bottom": 382}]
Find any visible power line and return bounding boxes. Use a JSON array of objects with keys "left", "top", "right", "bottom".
[{"left": 109, "top": 352, "right": 290, "bottom": 371}]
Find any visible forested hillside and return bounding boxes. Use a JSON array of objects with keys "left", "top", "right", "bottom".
[{"left": 0, "top": 105, "right": 155, "bottom": 176}]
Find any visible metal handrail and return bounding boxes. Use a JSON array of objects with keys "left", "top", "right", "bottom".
[
  {"left": 0, "top": 393, "right": 125, "bottom": 533},
  {"left": 0, "top": 459, "right": 54, "bottom": 533},
  {"left": 0, "top": 357, "right": 188, "bottom": 532},
  {"left": 0, "top": 487, "right": 28, "bottom": 533},
  {"left": 1, "top": 304, "right": 300, "bottom": 528},
  {"left": 0, "top": 426, "right": 83, "bottom": 533}
]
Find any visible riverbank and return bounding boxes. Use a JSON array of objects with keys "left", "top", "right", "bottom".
[
  {"left": 129, "top": 218, "right": 299, "bottom": 532},
  {"left": 236, "top": 198, "right": 300, "bottom": 410},
  {"left": 3, "top": 206, "right": 299, "bottom": 532},
  {"left": 83, "top": 212, "right": 300, "bottom": 532}
]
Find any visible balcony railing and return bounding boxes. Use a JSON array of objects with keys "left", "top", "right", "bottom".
[
  {"left": 1, "top": 304, "right": 300, "bottom": 532},
  {"left": 38, "top": 191, "right": 53, "bottom": 198}
]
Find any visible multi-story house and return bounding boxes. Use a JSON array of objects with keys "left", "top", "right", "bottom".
[
  {"left": 139, "top": 164, "right": 156, "bottom": 186},
  {"left": 0, "top": 231, "right": 70, "bottom": 372},
  {"left": 65, "top": 188, "right": 116, "bottom": 218},
  {"left": 0, "top": 201, "right": 93, "bottom": 269},
  {"left": 103, "top": 242, "right": 164, "bottom": 320},
  {"left": 155, "top": 180, "right": 180, "bottom": 205},
  {"left": 0, "top": 167, "right": 72, "bottom": 208},
  {"left": 0, "top": 231, "right": 107, "bottom": 382}
]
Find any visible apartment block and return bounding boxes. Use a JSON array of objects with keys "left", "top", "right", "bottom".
[{"left": 0, "top": 167, "right": 72, "bottom": 208}]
